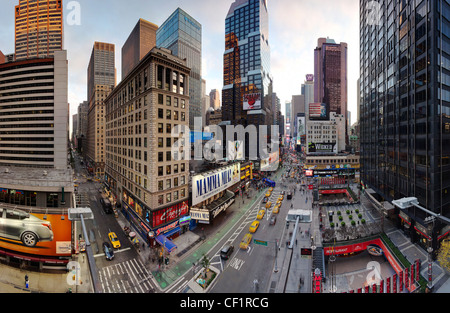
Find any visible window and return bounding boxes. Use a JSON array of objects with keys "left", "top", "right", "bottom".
[
  {"left": 158, "top": 123, "right": 164, "bottom": 133},
  {"left": 158, "top": 166, "right": 163, "bottom": 176},
  {"left": 166, "top": 165, "right": 171, "bottom": 175},
  {"left": 158, "top": 138, "right": 164, "bottom": 148},
  {"left": 166, "top": 110, "right": 171, "bottom": 120}
]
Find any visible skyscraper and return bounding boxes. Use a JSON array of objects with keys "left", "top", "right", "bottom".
[
  {"left": 122, "top": 19, "right": 158, "bottom": 79},
  {"left": 222, "top": 0, "right": 273, "bottom": 160},
  {"left": 156, "top": 8, "right": 202, "bottom": 130},
  {"left": 86, "top": 42, "right": 116, "bottom": 178},
  {"left": 14, "top": 0, "right": 63, "bottom": 60},
  {"left": 0, "top": 0, "right": 73, "bottom": 212},
  {"left": 314, "top": 38, "right": 348, "bottom": 117},
  {"left": 360, "top": 0, "right": 450, "bottom": 250}
]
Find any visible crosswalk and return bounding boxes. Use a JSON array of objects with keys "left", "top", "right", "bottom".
[{"left": 98, "top": 258, "right": 155, "bottom": 293}]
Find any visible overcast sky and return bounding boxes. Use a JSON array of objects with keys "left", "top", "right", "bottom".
[{"left": 0, "top": 0, "right": 360, "bottom": 130}]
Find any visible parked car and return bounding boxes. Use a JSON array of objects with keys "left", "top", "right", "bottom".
[
  {"left": 240, "top": 233, "right": 252, "bottom": 250},
  {"left": 262, "top": 197, "right": 269, "bottom": 204},
  {"left": 100, "top": 198, "right": 113, "bottom": 214},
  {"left": 220, "top": 245, "right": 234, "bottom": 260},
  {"left": 249, "top": 221, "right": 260, "bottom": 233},
  {"left": 103, "top": 242, "right": 114, "bottom": 260},
  {"left": 0, "top": 208, "right": 53, "bottom": 247},
  {"left": 108, "top": 232, "right": 121, "bottom": 249}
]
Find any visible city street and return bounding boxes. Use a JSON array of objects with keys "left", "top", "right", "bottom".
[{"left": 72, "top": 151, "right": 156, "bottom": 293}]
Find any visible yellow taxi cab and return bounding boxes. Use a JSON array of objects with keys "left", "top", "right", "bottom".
[
  {"left": 108, "top": 232, "right": 121, "bottom": 249},
  {"left": 265, "top": 191, "right": 272, "bottom": 198},
  {"left": 240, "top": 233, "right": 253, "bottom": 250},
  {"left": 278, "top": 195, "right": 284, "bottom": 201},
  {"left": 273, "top": 205, "right": 280, "bottom": 214},
  {"left": 265, "top": 201, "right": 272, "bottom": 209},
  {"left": 276, "top": 199, "right": 282, "bottom": 206},
  {"left": 257, "top": 209, "right": 265, "bottom": 220},
  {"left": 249, "top": 221, "right": 260, "bottom": 233},
  {"left": 268, "top": 187, "right": 274, "bottom": 192}
]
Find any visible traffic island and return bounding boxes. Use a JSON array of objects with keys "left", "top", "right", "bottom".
[{"left": 186, "top": 265, "right": 220, "bottom": 293}]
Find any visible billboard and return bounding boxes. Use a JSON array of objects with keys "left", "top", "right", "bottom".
[
  {"left": 0, "top": 208, "right": 72, "bottom": 257},
  {"left": 243, "top": 93, "right": 262, "bottom": 111},
  {"left": 308, "top": 142, "right": 337, "bottom": 154},
  {"left": 306, "top": 74, "right": 314, "bottom": 82},
  {"left": 297, "top": 116, "right": 306, "bottom": 144},
  {"left": 309, "top": 103, "right": 329, "bottom": 120},
  {"left": 192, "top": 164, "right": 241, "bottom": 206}
]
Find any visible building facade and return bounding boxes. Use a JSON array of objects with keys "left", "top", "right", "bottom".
[
  {"left": 156, "top": 8, "right": 202, "bottom": 130},
  {"left": 105, "top": 47, "right": 190, "bottom": 246},
  {"left": 209, "top": 89, "right": 221, "bottom": 110},
  {"left": 86, "top": 42, "right": 116, "bottom": 178},
  {"left": 122, "top": 18, "right": 158, "bottom": 79},
  {"left": 222, "top": 0, "right": 273, "bottom": 160},
  {"left": 314, "top": 38, "right": 348, "bottom": 131},
  {"left": 360, "top": 0, "right": 450, "bottom": 249},
  {"left": 14, "top": 0, "right": 63, "bottom": 61}
]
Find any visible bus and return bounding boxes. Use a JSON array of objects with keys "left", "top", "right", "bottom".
[{"left": 262, "top": 178, "right": 276, "bottom": 188}]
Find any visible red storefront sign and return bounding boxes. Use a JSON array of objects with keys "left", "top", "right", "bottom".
[{"left": 151, "top": 201, "right": 189, "bottom": 228}]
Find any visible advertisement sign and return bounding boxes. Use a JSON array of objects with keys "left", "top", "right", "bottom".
[
  {"left": 0, "top": 209, "right": 72, "bottom": 257},
  {"left": 243, "top": 93, "right": 261, "bottom": 111},
  {"left": 297, "top": 116, "right": 306, "bottom": 137},
  {"left": 190, "top": 210, "right": 210, "bottom": 223},
  {"left": 309, "top": 103, "right": 329, "bottom": 120},
  {"left": 228, "top": 140, "right": 244, "bottom": 161},
  {"left": 308, "top": 142, "right": 337, "bottom": 154},
  {"left": 260, "top": 151, "right": 279, "bottom": 172},
  {"left": 306, "top": 74, "right": 314, "bottom": 82},
  {"left": 192, "top": 164, "right": 241, "bottom": 206},
  {"left": 151, "top": 201, "right": 189, "bottom": 228}
]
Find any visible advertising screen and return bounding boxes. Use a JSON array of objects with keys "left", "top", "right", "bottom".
[
  {"left": 243, "top": 93, "right": 262, "bottom": 111},
  {"left": 0, "top": 208, "right": 72, "bottom": 257},
  {"left": 308, "top": 142, "right": 337, "bottom": 154}
]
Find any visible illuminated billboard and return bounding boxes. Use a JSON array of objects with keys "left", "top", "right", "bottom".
[
  {"left": 243, "top": 93, "right": 262, "bottom": 111},
  {"left": 0, "top": 208, "right": 72, "bottom": 257}
]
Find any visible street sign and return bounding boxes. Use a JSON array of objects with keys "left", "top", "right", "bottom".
[{"left": 253, "top": 239, "right": 268, "bottom": 247}]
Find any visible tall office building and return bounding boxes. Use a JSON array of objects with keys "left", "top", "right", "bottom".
[
  {"left": 156, "top": 8, "right": 202, "bottom": 130},
  {"left": 0, "top": 0, "right": 72, "bottom": 212},
  {"left": 302, "top": 74, "right": 315, "bottom": 114},
  {"left": 14, "top": 0, "right": 63, "bottom": 60},
  {"left": 86, "top": 42, "right": 116, "bottom": 178},
  {"left": 122, "top": 19, "right": 158, "bottom": 79},
  {"left": 222, "top": 0, "right": 273, "bottom": 160},
  {"left": 360, "top": 0, "right": 450, "bottom": 250},
  {"left": 314, "top": 38, "right": 348, "bottom": 118}
]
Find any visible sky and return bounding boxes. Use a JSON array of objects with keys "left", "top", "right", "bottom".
[{"left": 0, "top": 0, "right": 360, "bottom": 132}]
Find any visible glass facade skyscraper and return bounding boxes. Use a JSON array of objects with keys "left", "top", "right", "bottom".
[
  {"left": 156, "top": 8, "right": 202, "bottom": 130},
  {"left": 222, "top": 0, "right": 273, "bottom": 159},
  {"left": 360, "top": 0, "right": 450, "bottom": 250}
]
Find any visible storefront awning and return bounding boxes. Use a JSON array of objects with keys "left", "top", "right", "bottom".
[{"left": 155, "top": 234, "right": 177, "bottom": 253}]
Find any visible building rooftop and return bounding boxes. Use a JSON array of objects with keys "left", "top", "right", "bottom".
[{"left": 0, "top": 166, "right": 73, "bottom": 190}]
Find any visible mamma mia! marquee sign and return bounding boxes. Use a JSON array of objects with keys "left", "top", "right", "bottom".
[{"left": 192, "top": 164, "right": 240, "bottom": 206}]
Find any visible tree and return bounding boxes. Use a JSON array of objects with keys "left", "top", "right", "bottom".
[
  {"left": 437, "top": 239, "right": 450, "bottom": 274},
  {"left": 200, "top": 254, "right": 211, "bottom": 274}
]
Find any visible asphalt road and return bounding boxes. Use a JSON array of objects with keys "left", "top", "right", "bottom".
[{"left": 209, "top": 168, "right": 307, "bottom": 293}]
